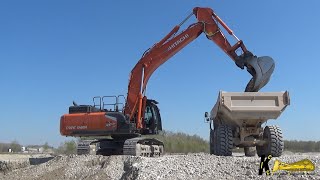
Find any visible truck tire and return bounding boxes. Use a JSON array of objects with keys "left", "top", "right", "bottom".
[
  {"left": 214, "top": 125, "right": 233, "bottom": 156},
  {"left": 257, "top": 125, "right": 284, "bottom": 157},
  {"left": 244, "top": 147, "right": 256, "bottom": 157},
  {"left": 209, "top": 129, "right": 216, "bottom": 154}
]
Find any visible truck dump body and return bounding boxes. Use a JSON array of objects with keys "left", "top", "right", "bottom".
[{"left": 210, "top": 91, "right": 290, "bottom": 127}]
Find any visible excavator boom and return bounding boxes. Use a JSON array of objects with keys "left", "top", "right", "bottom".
[{"left": 124, "top": 7, "right": 275, "bottom": 129}]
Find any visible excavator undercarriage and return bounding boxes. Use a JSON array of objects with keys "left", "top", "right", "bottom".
[{"left": 77, "top": 136, "right": 164, "bottom": 157}]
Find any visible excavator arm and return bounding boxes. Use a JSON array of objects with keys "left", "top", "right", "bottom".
[{"left": 124, "top": 7, "right": 275, "bottom": 130}]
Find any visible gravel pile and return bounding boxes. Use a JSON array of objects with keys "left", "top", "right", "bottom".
[
  {"left": 0, "top": 154, "right": 53, "bottom": 174},
  {"left": 0, "top": 153, "right": 319, "bottom": 180},
  {"left": 0, "top": 155, "right": 126, "bottom": 180},
  {"left": 131, "top": 153, "right": 319, "bottom": 180}
]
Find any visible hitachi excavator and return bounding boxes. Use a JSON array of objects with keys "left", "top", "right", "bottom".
[{"left": 60, "top": 7, "right": 275, "bottom": 156}]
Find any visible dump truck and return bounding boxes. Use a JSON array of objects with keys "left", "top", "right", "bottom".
[{"left": 205, "top": 91, "right": 290, "bottom": 157}]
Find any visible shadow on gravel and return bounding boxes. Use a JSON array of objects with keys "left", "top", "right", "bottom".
[
  {"left": 29, "top": 157, "right": 54, "bottom": 165},
  {"left": 120, "top": 158, "right": 140, "bottom": 180}
]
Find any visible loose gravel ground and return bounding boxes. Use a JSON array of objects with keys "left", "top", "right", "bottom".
[
  {"left": 0, "top": 152, "right": 319, "bottom": 180},
  {"left": 0, "top": 154, "right": 53, "bottom": 174}
]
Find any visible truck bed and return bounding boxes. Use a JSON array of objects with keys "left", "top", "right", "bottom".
[{"left": 210, "top": 91, "right": 290, "bottom": 126}]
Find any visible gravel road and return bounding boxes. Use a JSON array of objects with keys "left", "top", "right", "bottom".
[{"left": 0, "top": 152, "right": 319, "bottom": 180}]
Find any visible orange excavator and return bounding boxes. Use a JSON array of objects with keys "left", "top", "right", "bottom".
[{"left": 60, "top": 7, "right": 275, "bottom": 156}]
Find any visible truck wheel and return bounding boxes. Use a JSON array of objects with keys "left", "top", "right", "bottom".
[
  {"left": 257, "top": 125, "right": 284, "bottom": 157},
  {"left": 209, "top": 129, "right": 214, "bottom": 154},
  {"left": 209, "top": 129, "right": 216, "bottom": 154},
  {"left": 244, "top": 147, "right": 256, "bottom": 157},
  {"left": 214, "top": 125, "right": 233, "bottom": 156}
]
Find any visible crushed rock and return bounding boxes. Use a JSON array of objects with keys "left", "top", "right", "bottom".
[{"left": 0, "top": 153, "right": 319, "bottom": 180}]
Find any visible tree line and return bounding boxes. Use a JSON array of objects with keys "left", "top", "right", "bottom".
[
  {"left": 0, "top": 140, "right": 21, "bottom": 152},
  {"left": 284, "top": 140, "right": 320, "bottom": 152}
]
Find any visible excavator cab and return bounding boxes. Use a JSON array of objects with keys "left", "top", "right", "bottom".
[{"left": 142, "top": 99, "right": 162, "bottom": 135}]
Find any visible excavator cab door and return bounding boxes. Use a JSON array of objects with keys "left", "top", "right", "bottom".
[
  {"left": 245, "top": 56, "right": 275, "bottom": 92},
  {"left": 143, "top": 99, "right": 162, "bottom": 134}
]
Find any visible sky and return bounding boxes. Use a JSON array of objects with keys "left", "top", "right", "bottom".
[{"left": 1, "top": 1, "right": 320, "bottom": 147}]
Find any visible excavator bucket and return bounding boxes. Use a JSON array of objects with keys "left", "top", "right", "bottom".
[{"left": 245, "top": 56, "right": 275, "bottom": 92}]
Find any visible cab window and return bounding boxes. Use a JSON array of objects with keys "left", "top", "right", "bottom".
[{"left": 144, "top": 106, "right": 153, "bottom": 124}]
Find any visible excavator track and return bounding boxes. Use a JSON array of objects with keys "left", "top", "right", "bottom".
[{"left": 123, "top": 137, "right": 164, "bottom": 157}]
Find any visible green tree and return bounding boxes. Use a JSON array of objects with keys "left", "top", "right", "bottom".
[
  {"left": 0, "top": 143, "right": 4, "bottom": 152},
  {"left": 56, "top": 140, "right": 76, "bottom": 155},
  {"left": 146, "top": 130, "right": 209, "bottom": 153},
  {"left": 43, "top": 142, "right": 50, "bottom": 150},
  {"left": 10, "top": 140, "right": 22, "bottom": 152}
]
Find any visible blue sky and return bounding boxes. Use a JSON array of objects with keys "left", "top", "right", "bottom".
[{"left": 1, "top": 1, "right": 319, "bottom": 147}]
